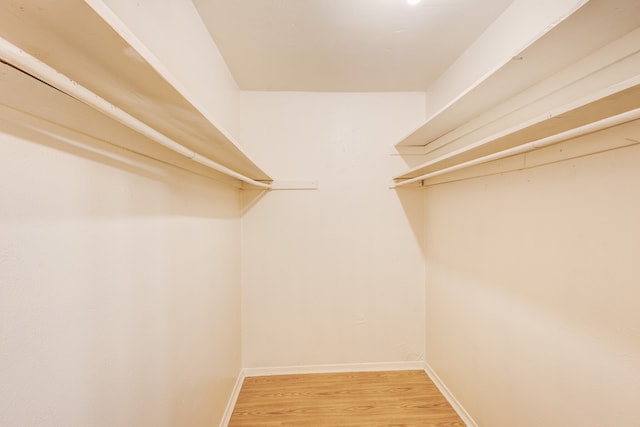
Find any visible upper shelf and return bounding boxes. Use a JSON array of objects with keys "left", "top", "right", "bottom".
[
  {"left": 0, "top": 0, "right": 271, "bottom": 184},
  {"left": 395, "top": 0, "right": 640, "bottom": 151},
  {"left": 394, "top": 78, "right": 640, "bottom": 184},
  {"left": 393, "top": 0, "right": 640, "bottom": 186}
]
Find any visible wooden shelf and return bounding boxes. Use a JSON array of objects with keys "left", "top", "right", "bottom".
[
  {"left": 0, "top": 0, "right": 271, "bottom": 184},
  {"left": 393, "top": 0, "right": 640, "bottom": 186},
  {"left": 394, "top": 79, "right": 640, "bottom": 184},
  {"left": 395, "top": 0, "right": 640, "bottom": 151},
  {"left": 0, "top": 60, "right": 253, "bottom": 188}
]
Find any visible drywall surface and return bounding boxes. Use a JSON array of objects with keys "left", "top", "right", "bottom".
[
  {"left": 239, "top": 92, "right": 426, "bottom": 368},
  {"left": 87, "top": 0, "right": 241, "bottom": 137},
  {"left": 0, "top": 105, "right": 242, "bottom": 425},
  {"left": 422, "top": 121, "right": 640, "bottom": 426}
]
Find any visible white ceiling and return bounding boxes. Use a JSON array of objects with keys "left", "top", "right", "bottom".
[{"left": 192, "top": 0, "right": 514, "bottom": 92}]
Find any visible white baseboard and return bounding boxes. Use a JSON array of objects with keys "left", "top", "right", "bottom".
[
  {"left": 219, "top": 370, "right": 246, "bottom": 427},
  {"left": 243, "top": 360, "right": 426, "bottom": 377},
  {"left": 423, "top": 362, "right": 478, "bottom": 427}
]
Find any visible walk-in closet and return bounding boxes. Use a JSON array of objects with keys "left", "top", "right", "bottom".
[{"left": 1, "top": 1, "right": 639, "bottom": 426}]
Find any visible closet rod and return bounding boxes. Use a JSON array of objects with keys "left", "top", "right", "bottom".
[
  {"left": 0, "top": 37, "right": 270, "bottom": 189},
  {"left": 393, "top": 107, "right": 640, "bottom": 188}
]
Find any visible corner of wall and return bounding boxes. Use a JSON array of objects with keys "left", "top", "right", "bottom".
[{"left": 423, "top": 362, "right": 478, "bottom": 427}]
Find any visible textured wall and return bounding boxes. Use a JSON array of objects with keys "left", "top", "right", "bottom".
[
  {"left": 422, "top": 121, "right": 640, "bottom": 426},
  {"left": 0, "top": 84, "right": 242, "bottom": 427},
  {"left": 239, "top": 92, "right": 426, "bottom": 368}
]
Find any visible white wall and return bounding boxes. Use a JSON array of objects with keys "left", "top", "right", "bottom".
[
  {"left": 422, "top": 121, "right": 640, "bottom": 426},
  {"left": 0, "top": 83, "right": 242, "bottom": 426},
  {"left": 239, "top": 92, "right": 426, "bottom": 368}
]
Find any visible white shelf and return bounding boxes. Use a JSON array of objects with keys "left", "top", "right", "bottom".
[
  {"left": 393, "top": 0, "right": 640, "bottom": 186},
  {"left": 0, "top": 0, "right": 272, "bottom": 185},
  {"left": 395, "top": 0, "right": 640, "bottom": 151},
  {"left": 394, "top": 79, "right": 640, "bottom": 184}
]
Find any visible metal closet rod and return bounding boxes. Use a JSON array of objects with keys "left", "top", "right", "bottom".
[
  {"left": 394, "top": 107, "right": 640, "bottom": 188},
  {"left": 0, "top": 37, "right": 270, "bottom": 190}
]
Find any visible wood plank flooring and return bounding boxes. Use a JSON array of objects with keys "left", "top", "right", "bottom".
[{"left": 228, "top": 370, "right": 465, "bottom": 426}]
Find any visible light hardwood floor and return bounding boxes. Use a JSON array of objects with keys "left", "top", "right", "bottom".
[{"left": 228, "top": 370, "right": 466, "bottom": 426}]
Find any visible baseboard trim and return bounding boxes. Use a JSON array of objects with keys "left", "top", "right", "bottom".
[
  {"left": 243, "top": 360, "right": 426, "bottom": 377},
  {"left": 423, "top": 362, "right": 478, "bottom": 427},
  {"left": 219, "top": 369, "right": 246, "bottom": 427}
]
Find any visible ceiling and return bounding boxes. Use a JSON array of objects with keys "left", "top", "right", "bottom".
[{"left": 192, "top": 0, "right": 514, "bottom": 92}]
